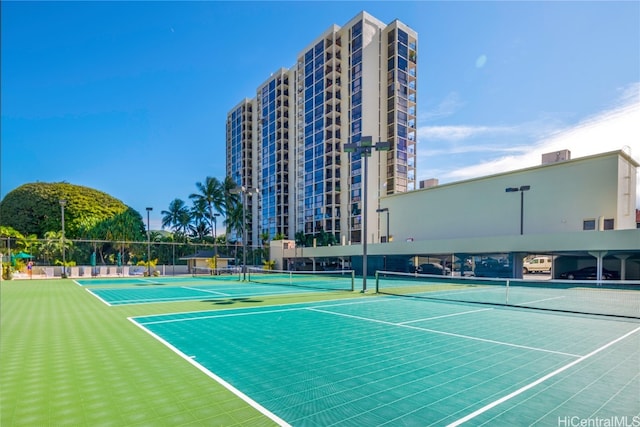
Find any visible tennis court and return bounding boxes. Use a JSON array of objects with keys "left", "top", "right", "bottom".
[
  {"left": 82, "top": 269, "right": 355, "bottom": 306},
  {"left": 375, "top": 271, "right": 640, "bottom": 319},
  {"left": 74, "top": 274, "right": 241, "bottom": 287},
  {"left": 132, "top": 295, "right": 640, "bottom": 426}
]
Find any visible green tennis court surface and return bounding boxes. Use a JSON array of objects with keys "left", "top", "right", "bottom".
[
  {"left": 81, "top": 270, "right": 355, "bottom": 305},
  {"left": 74, "top": 275, "right": 241, "bottom": 287},
  {"left": 87, "top": 282, "right": 347, "bottom": 306},
  {"left": 376, "top": 271, "right": 640, "bottom": 319},
  {"left": 133, "top": 297, "right": 640, "bottom": 426}
]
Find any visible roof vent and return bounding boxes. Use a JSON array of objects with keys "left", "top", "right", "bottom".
[{"left": 542, "top": 149, "right": 571, "bottom": 165}]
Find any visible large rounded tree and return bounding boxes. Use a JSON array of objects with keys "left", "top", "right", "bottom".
[{"left": 0, "top": 182, "right": 145, "bottom": 240}]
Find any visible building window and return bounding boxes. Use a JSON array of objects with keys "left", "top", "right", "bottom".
[
  {"left": 603, "top": 218, "right": 614, "bottom": 230},
  {"left": 583, "top": 219, "right": 596, "bottom": 231}
]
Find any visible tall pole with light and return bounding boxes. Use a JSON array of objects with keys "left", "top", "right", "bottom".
[
  {"left": 376, "top": 207, "right": 390, "bottom": 243},
  {"left": 344, "top": 136, "right": 390, "bottom": 292},
  {"left": 230, "top": 186, "right": 259, "bottom": 280},
  {"left": 505, "top": 185, "right": 531, "bottom": 235},
  {"left": 59, "top": 199, "right": 67, "bottom": 277},
  {"left": 146, "top": 207, "right": 152, "bottom": 277}
]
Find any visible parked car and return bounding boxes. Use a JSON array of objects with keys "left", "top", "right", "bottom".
[
  {"left": 417, "top": 263, "right": 450, "bottom": 275},
  {"left": 558, "top": 266, "right": 619, "bottom": 280},
  {"left": 523, "top": 256, "right": 552, "bottom": 274},
  {"left": 474, "top": 258, "right": 512, "bottom": 278}
]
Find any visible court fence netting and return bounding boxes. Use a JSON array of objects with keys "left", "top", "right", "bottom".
[
  {"left": 192, "top": 266, "right": 242, "bottom": 280},
  {"left": 247, "top": 267, "right": 355, "bottom": 292},
  {"left": 375, "top": 270, "right": 640, "bottom": 319}
]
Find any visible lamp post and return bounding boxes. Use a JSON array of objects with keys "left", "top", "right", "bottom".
[
  {"left": 59, "top": 199, "right": 66, "bottom": 277},
  {"left": 146, "top": 207, "right": 152, "bottom": 277},
  {"left": 230, "top": 186, "right": 259, "bottom": 280},
  {"left": 344, "top": 136, "right": 390, "bottom": 292},
  {"left": 376, "top": 207, "right": 390, "bottom": 243},
  {"left": 505, "top": 185, "right": 531, "bottom": 235}
]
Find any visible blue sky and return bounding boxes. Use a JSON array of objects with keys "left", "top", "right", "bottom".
[{"left": 2, "top": 1, "right": 639, "bottom": 229}]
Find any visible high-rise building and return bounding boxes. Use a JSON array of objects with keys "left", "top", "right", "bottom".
[{"left": 226, "top": 11, "right": 418, "bottom": 247}]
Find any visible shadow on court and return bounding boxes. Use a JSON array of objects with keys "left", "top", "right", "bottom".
[{"left": 206, "top": 297, "right": 264, "bottom": 305}]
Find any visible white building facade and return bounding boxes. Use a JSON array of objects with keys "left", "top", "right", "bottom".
[
  {"left": 279, "top": 150, "right": 640, "bottom": 280},
  {"left": 380, "top": 150, "right": 638, "bottom": 243}
]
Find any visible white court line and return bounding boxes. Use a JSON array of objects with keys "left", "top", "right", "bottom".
[
  {"left": 128, "top": 317, "right": 290, "bottom": 427},
  {"left": 181, "top": 286, "right": 230, "bottom": 296},
  {"left": 98, "top": 288, "right": 318, "bottom": 306},
  {"left": 399, "top": 308, "right": 493, "bottom": 324},
  {"left": 108, "top": 296, "right": 214, "bottom": 305},
  {"left": 139, "top": 306, "right": 309, "bottom": 325},
  {"left": 135, "top": 297, "right": 381, "bottom": 325},
  {"left": 447, "top": 325, "right": 640, "bottom": 427},
  {"left": 307, "top": 307, "right": 581, "bottom": 358},
  {"left": 85, "top": 288, "right": 113, "bottom": 306}
]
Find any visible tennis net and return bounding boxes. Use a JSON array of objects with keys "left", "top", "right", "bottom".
[
  {"left": 375, "top": 271, "right": 640, "bottom": 319},
  {"left": 192, "top": 266, "right": 242, "bottom": 281},
  {"left": 247, "top": 268, "right": 355, "bottom": 291}
]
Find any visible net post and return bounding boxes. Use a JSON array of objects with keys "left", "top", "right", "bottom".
[
  {"left": 375, "top": 271, "right": 379, "bottom": 293},
  {"left": 351, "top": 270, "right": 355, "bottom": 291},
  {"left": 505, "top": 279, "right": 510, "bottom": 304}
]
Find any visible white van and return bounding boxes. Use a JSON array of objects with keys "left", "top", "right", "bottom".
[{"left": 523, "top": 256, "right": 552, "bottom": 274}]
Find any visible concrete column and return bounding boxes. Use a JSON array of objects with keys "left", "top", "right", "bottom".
[
  {"left": 588, "top": 251, "right": 608, "bottom": 281},
  {"left": 614, "top": 254, "right": 630, "bottom": 280}
]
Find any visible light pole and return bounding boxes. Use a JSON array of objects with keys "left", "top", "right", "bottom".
[
  {"left": 230, "top": 186, "right": 259, "bottom": 280},
  {"left": 59, "top": 199, "right": 66, "bottom": 277},
  {"left": 505, "top": 185, "right": 531, "bottom": 235},
  {"left": 213, "top": 212, "right": 220, "bottom": 271},
  {"left": 376, "top": 207, "right": 390, "bottom": 243},
  {"left": 146, "top": 207, "right": 152, "bottom": 277},
  {"left": 344, "top": 136, "right": 390, "bottom": 292}
]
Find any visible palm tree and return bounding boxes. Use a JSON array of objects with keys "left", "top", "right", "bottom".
[
  {"left": 225, "top": 200, "right": 244, "bottom": 242},
  {"left": 222, "top": 176, "right": 241, "bottom": 214},
  {"left": 260, "top": 230, "right": 270, "bottom": 261},
  {"left": 189, "top": 198, "right": 210, "bottom": 241},
  {"left": 41, "top": 230, "right": 72, "bottom": 266},
  {"left": 161, "top": 199, "right": 190, "bottom": 234},
  {"left": 190, "top": 177, "right": 225, "bottom": 244},
  {"left": 295, "top": 230, "right": 309, "bottom": 247},
  {"left": 175, "top": 211, "right": 191, "bottom": 241}
]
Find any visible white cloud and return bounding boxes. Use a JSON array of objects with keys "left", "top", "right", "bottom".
[
  {"left": 444, "top": 87, "right": 640, "bottom": 181},
  {"left": 421, "top": 92, "right": 465, "bottom": 122},
  {"left": 434, "top": 82, "right": 640, "bottom": 207},
  {"left": 418, "top": 124, "right": 517, "bottom": 142}
]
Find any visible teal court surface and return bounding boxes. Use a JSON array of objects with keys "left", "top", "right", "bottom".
[
  {"left": 76, "top": 272, "right": 355, "bottom": 306},
  {"left": 132, "top": 296, "right": 640, "bottom": 426}
]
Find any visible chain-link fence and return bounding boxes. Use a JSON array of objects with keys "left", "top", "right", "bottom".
[{"left": 0, "top": 237, "right": 269, "bottom": 278}]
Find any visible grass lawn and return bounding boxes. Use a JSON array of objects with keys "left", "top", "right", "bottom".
[{"left": 0, "top": 278, "right": 356, "bottom": 426}]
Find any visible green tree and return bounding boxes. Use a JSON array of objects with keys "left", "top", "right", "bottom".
[
  {"left": 161, "top": 199, "right": 190, "bottom": 235},
  {"left": 295, "top": 230, "right": 311, "bottom": 247},
  {"left": 260, "top": 230, "right": 270, "bottom": 261},
  {"left": 0, "top": 182, "right": 144, "bottom": 240},
  {"left": 225, "top": 200, "right": 244, "bottom": 242},
  {"left": 189, "top": 198, "right": 210, "bottom": 241},
  {"left": 222, "top": 176, "right": 241, "bottom": 214},
  {"left": 190, "top": 177, "right": 225, "bottom": 245},
  {"left": 40, "top": 230, "right": 73, "bottom": 266}
]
